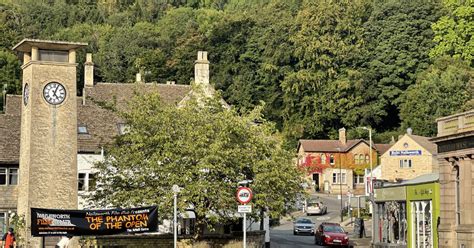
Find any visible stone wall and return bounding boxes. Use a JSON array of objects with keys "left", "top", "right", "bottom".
[{"left": 80, "top": 231, "right": 265, "bottom": 248}]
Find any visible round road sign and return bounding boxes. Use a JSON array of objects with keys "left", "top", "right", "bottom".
[{"left": 236, "top": 187, "right": 253, "bottom": 204}]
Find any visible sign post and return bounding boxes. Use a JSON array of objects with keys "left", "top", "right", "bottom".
[{"left": 237, "top": 187, "right": 253, "bottom": 248}]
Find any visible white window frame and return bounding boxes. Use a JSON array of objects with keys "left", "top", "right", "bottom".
[
  {"left": 399, "top": 159, "right": 412, "bottom": 168},
  {"left": 354, "top": 174, "right": 364, "bottom": 184},
  {"left": 78, "top": 124, "right": 88, "bottom": 134},
  {"left": 78, "top": 172, "right": 96, "bottom": 192},
  {"left": 8, "top": 168, "right": 18, "bottom": 185},
  {"left": 320, "top": 153, "right": 326, "bottom": 164},
  {"left": 332, "top": 172, "right": 346, "bottom": 184},
  {"left": 0, "top": 168, "right": 6, "bottom": 185}
]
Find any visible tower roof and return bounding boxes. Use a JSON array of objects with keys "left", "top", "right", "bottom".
[{"left": 12, "top": 38, "right": 87, "bottom": 53}]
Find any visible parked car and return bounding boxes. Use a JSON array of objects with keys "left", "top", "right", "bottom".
[
  {"left": 306, "top": 201, "right": 327, "bottom": 215},
  {"left": 314, "top": 222, "right": 349, "bottom": 247},
  {"left": 293, "top": 218, "right": 315, "bottom": 235}
]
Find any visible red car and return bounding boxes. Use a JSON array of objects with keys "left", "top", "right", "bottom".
[{"left": 314, "top": 222, "right": 349, "bottom": 247}]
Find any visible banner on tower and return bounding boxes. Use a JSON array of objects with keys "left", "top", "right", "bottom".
[{"left": 31, "top": 206, "right": 158, "bottom": 236}]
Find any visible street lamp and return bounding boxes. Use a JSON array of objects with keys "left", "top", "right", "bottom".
[
  {"left": 336, "top": 147, "right": 343, "bottom": 223},
  {"left": 172, "top": 184, "right": 181, "bottom": 248},
  {"left": 361, "top": 127, "right": 374, "bottom": 241}
]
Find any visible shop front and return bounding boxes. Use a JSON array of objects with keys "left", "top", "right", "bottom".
[
  {"left": 407, "top": 181, "right": 440, "bottom": 248},
  {"left": 374, "top": 184, "right": 408, "bottom": 247}
]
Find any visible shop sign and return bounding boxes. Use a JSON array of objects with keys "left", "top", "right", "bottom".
[
  {"left": 389, "top": 150, "right": 422, "bottom": 156},
  {"left": 438, "top": 136, "right": 474, "bottom": 153},
  {"left": 31, "top": 206, "right": 158, "bottom": 236}
]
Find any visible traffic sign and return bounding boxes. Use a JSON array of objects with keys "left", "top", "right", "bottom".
[
  {"left": 236, "top": 187, "right": 253, "bottom": 204},
  {"left": 238, "top": 205, "right": 252, "bottom": 213}
]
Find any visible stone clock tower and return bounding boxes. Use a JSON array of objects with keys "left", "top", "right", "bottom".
[{"left": 13, "top": 39, "right": 87, "bottom": 247}]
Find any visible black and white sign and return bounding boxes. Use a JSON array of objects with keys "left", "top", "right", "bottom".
[
  {"left": 389, "top": 150, "right": 422, "bottom": 156},
  {"left": 238, "top": 205, "right": 252, "bottom": 213},
  {"left": 236, "top": 187, "right": 253, "bottom": 204}
]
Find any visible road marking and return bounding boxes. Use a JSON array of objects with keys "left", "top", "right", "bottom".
[{"left": 316, "top": 216, "right": 330, "bottom": 221}]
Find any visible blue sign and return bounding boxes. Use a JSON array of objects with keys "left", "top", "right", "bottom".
[{"left": 389, "top": 150, "right": 422, "bottom": 156}]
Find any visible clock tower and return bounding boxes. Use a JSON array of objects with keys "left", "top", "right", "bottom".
[{"left": 13, "top": 39, "right": 87, "bottom": 247}]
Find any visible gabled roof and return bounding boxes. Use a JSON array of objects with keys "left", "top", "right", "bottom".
[
  {"left": 374, "top": 143, "right": 392, "bottom": 155},
  {"left": 0, "top": 82, "right": 192, "bottom": 160},
  {"left": 407, "top": 134, "right": 437, "bottom": 155},
  {"left": 298, "top": 139, "right": 372, "bottom": 153}
]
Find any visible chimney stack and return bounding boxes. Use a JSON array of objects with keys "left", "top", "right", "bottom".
[
  {"left": 194, "top": 51, "right": 209, "bottom": 84},
  {"left": 339, "top": 128, "right": 346, "bottom": 145},
  {"left": 84, "top": 53, "right": 94, "bottom": 87}
]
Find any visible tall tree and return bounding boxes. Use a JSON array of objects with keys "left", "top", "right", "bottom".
[
  {"left": 399, "top": 56, "right": 473, "bottom": 136},
  {"left": 90, "top": 89, "right": 304, "bottom": 236},
  {"left": 281, "top": 0, "right": 370, "bottom": 145},
  {"left": 362, "top": 0, "right": 443, "bottom": 130},
  {"left": 430, "top": 1, "right": 474, "bottom": 65}
]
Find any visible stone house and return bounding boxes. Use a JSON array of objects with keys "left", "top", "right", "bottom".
[
  {"left": 431, "top": 109, "right": 474, "bottom": 248},
  {"left": 297, "top": 128, "right": 390, "bottom": 195},
  {"left": 379, "top": 129, "right": 438, "bottom": 182},
  {"left": 0, "top": 39, "right": 214, "bottom": 237}
]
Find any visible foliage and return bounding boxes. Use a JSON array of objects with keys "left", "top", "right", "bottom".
[
  {"left": 9, "top": 214, "right": 26, "bottom": 247},
  {"left": 399, "top": 56, "right": 473, "bottom": 136},
  {"left": 361, "top": 0, "right": 443, "bottom": 131},
  {"left": 89, "top": 87, "right": 304, "bottom": 236},
  {"left": 430, "top": 1, "right": 474, "bottom": 65},
  {"left": 0, "top": 49, "right": 21, "bottom": 111}
]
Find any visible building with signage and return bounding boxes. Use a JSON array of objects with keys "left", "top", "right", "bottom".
[
  {"left": 0, "top": 39, "right": 220, "bottom": 240},
  {"left": 431, "top": 109, "right": 474, "bottom": 248},
  {"left": 297, "top": 128, "right": 389, "bottom": 195},
  {"left": 379, "top": 129, "right": 438, "bottom": 182},
  {"left": 373, "top": 173, "right": 440, "bottom": 248}
]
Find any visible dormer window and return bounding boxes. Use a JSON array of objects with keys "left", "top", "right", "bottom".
[
  {"left": 38, "top": 50, "right": 69, "bottom": 62},
  {"left": 78, "top": 125, "right": 88, "bottom": 134}
]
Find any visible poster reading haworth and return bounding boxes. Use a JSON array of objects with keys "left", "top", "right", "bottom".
[{"left": 31, "top": 206, "right": 158, "bottom": 236}]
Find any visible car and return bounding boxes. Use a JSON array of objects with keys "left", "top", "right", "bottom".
[
  {"left": 306, "top": 201, "right": 327, "bottom": 216},
  {"left": 314, "top": 222, "right": 349, "bottom": 247},
  {"left": 293, "top": 218, "right": 315, "bottom": 235}
]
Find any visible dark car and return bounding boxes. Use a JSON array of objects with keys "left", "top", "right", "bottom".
[
  {"left": 293, "top": 218, "right": 315, "bottom": 235},
  {"left": 314, "top": 222, "right": 349, "bottom": 247}
]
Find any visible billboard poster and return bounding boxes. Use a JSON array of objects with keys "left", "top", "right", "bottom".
[{"left": 31, "top": 206, "right": 158, "bottom": 237}]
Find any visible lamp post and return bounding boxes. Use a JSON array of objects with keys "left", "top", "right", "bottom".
[
  {"left": 172, "top": 184, "right": 181, "bottom": 248},
  {"left": 361, "top": 127, "right": 374, "bottom": 241},
  {"left": 336, "top": 147, "right": 343, "bottom": 223}
]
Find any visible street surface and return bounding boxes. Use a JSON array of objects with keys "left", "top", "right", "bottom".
[{"left": 270, "top": 193, "right": 348, "bottom": 248}]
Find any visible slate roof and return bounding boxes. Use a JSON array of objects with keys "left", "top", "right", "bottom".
[
  {"left": 0, "top": 83, "right": 192, "bottom": 161},
  {"left": 298, "top": 139, "right": 369, "bottom": 153},
  {"left": 407, "top": 134, "right": 437, "bottom": 155}
]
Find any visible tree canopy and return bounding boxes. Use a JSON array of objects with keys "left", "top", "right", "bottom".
[
  {"left": 89, "top": 88, "right": 305, "bottom": 235},
  {"left": 0, "top": 0, "right": 472, "bottom": 141}
]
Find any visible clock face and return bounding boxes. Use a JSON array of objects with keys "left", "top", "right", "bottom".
[
  {"left": 43, "top": 82, "right": 66, "bottom": 105},
  {"left": 23, "top": 83, "right": 29, "bottom": 106}
]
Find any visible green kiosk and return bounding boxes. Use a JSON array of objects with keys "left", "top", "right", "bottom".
[{"left": 406, "top": 175, "right": 440, "bottom": 248}]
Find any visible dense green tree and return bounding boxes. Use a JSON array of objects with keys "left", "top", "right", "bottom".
[
  {"left": 281, "top": 0, "right": 370, "bottom": 144},
  {"left": 399, "top": 56, "right": 473, "bottom": 136},
  {"left": 430, "top": 1, "right": 474, "bottom": 65},
  {"left": 90, "top": 88, "right": 304, "bottom": 236},
  {"left": 0, "top": 49, "right": 21, "bottom": 112},
  {"left": 362, "top": 0, "right": 443, "bottom": 131}
]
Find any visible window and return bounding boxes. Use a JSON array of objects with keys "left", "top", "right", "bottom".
[
  {"left": 399, "top": 159, "right": 412, "bottom": 168},
  {"left": 359, "top": 154, "right": 364, "bottom": 164},
  {"left": 88, "top": 173, "right": 96, "bottom": 190},
  {"left": 78, "top": 173, "right": 86, "bottom": 191},
  {"left": 0, "top": 212, "right": 5, "bottom": 235},
  {"left": 78, "top": 173, "right": 96, "bottom": 191},
  {"left": 321, "top": 154, "right": 326, "bottom": 164},
  {"left": 365, "top": 155, "right": 370, "bottom": 164},
  {"left": 78, "top": 125, "right": 88, "bottom": 134},
  {"left": 330, "top": 154, "right": 335, "bottom": 165},
  {"left": 0, "top": 168, "right": 6, "bottom": 185},
  {"left": 8, "top": 169, "right": 18, "bottom": 185},
  {"left": 354, "top": 154, "right": 360, "bottom": 164},
  {"left": 332, "top": 172, "right": 346, "bottom": 184},
  {"left": 354, "top": 174, "right": 364, "bottom": 184},
  {"left": 38, "top": 50, "right": 69, "bottom": 62}
]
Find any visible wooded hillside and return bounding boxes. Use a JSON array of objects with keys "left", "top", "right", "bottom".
[{"left": 0, "top": 0, "right": 472, "bottom": 147}]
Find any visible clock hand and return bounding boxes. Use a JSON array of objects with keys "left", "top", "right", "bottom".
[{"left": 53, "top": 85, "right": 60, "bottom": 97}]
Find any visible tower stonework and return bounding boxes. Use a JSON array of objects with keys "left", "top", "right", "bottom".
[{"left": 13, "top": 39, "right": 86, "bottom": 247}]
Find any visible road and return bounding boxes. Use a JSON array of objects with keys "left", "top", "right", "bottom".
[{"left": 270, "top": 193, "right": 348, "bottom": 248}]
